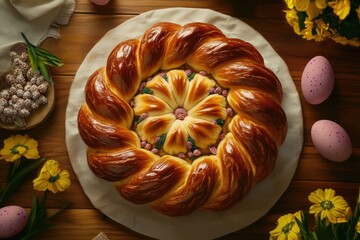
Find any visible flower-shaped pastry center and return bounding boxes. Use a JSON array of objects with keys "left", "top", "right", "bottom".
[{"left": 132, "top": 69, "right": 230, "bottom": 160}]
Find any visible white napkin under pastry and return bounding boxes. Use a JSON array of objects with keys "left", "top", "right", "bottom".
[{"left": 0, "top": 0, "right": 75, "bottom": 75}]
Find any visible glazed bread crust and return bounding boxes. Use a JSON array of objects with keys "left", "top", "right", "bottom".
[{"left": 77, "top": 22, "right": 287, "bottom": 216}]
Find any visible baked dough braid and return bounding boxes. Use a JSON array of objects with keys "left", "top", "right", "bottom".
[{"left": 77, "top": 22, "right": 287, "bottom": 216}]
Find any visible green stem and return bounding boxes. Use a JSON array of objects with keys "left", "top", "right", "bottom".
[{"left": 0, "top": 158, "right": 46, "bottom": 207}]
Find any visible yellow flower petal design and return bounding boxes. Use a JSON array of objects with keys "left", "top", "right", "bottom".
[
  {"left": 134, "top": 94, "right": 173, "bottom": 117},
  {"left": 183, "top": 74, "right": 215, "bottom": 109},
  {"left": 183, "top": 116, "right": 221, "bottom": 149},
  {"left": 188, "top": 94, "right": 227, "bottom": 121},
  {"left": 163, "top": 119, "right": 188, "bottom": 154},
  {"left": 166, "top": 70, "right": 189, "bottom": 107},
  {"left": 145, "top": 75, "right": 178, "bottom": 109},
  {"left": 136, "top": 114, "right": 176, "bottom": 143},
  {"left": 132, "top": 69, "right": 228, "bottom": 159}
]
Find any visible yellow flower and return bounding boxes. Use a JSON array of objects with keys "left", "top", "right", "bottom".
[
  {"left": 294, "top": 0, "right": 327, "bottom": 19},
  {"left": 269, "top": 211, "right": 302, "bottom": 240},
  {"left": 329, "top": 0, "right": 351, "bottom": 20},
  {"left": 357, "top": 6, "right": 360, "bottom": 20},
  {"left": 356, "top": 220, "right": 360, "bottom": 234},
  {"left": 0, "top": 134, "right": 40, "bottom": 162},
  {"left": 285, "top": 0, "right": 295, "bottom": 8},
  {"left": 285, "top": 9, "right": 302, "bottom": 35},
  {"left": 33, "top": 159, "right": 71, "bottom": 194},
  {"left": 308, "top": 188, "right": 349, "bottom": 224}
]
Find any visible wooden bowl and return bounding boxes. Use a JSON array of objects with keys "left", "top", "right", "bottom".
[{"left": 0, "top": 43, "right": 55, "bottom": 131}]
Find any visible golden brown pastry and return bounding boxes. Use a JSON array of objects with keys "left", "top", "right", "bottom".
[{"left": 77, "top": 22, "right": 287, "bottom": 216}]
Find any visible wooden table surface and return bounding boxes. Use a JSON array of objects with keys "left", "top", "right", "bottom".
[{"left": 1, "top": 0, "right": 359, "bottom": 239}]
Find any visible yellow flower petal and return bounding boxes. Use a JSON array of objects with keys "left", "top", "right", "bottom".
[
  {"left": 47, "top": 183, "right": 59, "bottom": 194},
  {"left": 3, "top": 137, "right": 16, "bottom": 149},
  {"left": 307, "top": 1, "right": 322, "bottom": 19},
  {"left": 284, "top": 0, "right": 295, "bottom": 8},
  {"left": 285, "top": 9, "right": 302, "bottom": 35},
  {"left": 330, "top": 0, "right": 351, "bottom": 20},
  {"left": 315, "top": 0, "right": 327, "bottom": 9},
  {"left": 14, "top": 134, "right": 27, "bottom": 145},
  {"left": 23, "top": 149, "right": 40, "bottom": 159},
  {"left": 356, "top": 221, "right": 360, "bottom": 234},
  {"left": 309, "top": 204, "right": 323, "bottom": 214},
  {"left": 295, "top": 0, "right": 309, "bottom": 11},
  {"left": 24, "top": 137, "right": 38, "bottom": 149},
  {"left": 324, "top": 188, "right": 336, "bottom": 200},
  {"left": 0, "top": 148, "right": 11, "bottom": 156},
  {"left": 33, "top": 172, "right": 51, "bottom": 192}
]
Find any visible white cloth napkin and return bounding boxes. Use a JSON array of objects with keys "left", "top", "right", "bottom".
[{"left": 0, "top": 0, "right": 75, "bottom": 75}]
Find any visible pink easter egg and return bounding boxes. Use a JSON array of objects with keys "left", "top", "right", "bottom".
[{"left": 311, "top": 120, "right": 352, "bottom": 162}]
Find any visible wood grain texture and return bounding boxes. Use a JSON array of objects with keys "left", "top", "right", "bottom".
[{"left": 0, "top": 0, "right": 359, "bottom": 239}]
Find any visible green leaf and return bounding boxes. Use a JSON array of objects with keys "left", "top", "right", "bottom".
[
  {"left": 162, "top": 74, "right": 168, "bottom": 82},
  {"left": 188, "top": 72, "right": 195, "bottom": 81},
  {"left": 43, "top": 202, "right": 72, "bottom": 222},
  {"left": 155, "top": 134, "right": 166, "bottom": 150},
  {"left": 38, "top": 61, "right": 51, "bottom": 82},
  {"left": 19, "top": 222, "right": 52, "bottom": 240},
  {"left": 0, "top": 158, "right": 47, "bottom": 206},
  {"left": 18, "top": 191, "right": 72, "bottom": 240},
  {"left": 295, "top": 212, "right": 317, "bottom": 240},
  {"left": 141, "top": 87, "right": 153, "bottom": 94},
  {"left": 315, "top": 218, "right": 333, "bottom": 240},
  {"left": 27, "top": 46, "right": 39, "bottom": 73},
  {"left": 215, "top": 119, "right": 225, "bottom": 126},
  {"left": 34, "top": 47, "right": 63, "bottom": 61},
  {"left": 25, "top": 194, "right": 39, "bottom": 234},
  {"left": 34, "top": 191, "right": 48, "bottom": 226},
  {"left": 21, "top": 32, "right": 64, "bottom": 83}
]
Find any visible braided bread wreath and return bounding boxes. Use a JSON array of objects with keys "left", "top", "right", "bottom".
[
  {"left": 78, "top": 20, "right": 288, "bottom": 217},
  {"left": 67, "top": 8, "right": 303, "bottom": 239}
]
